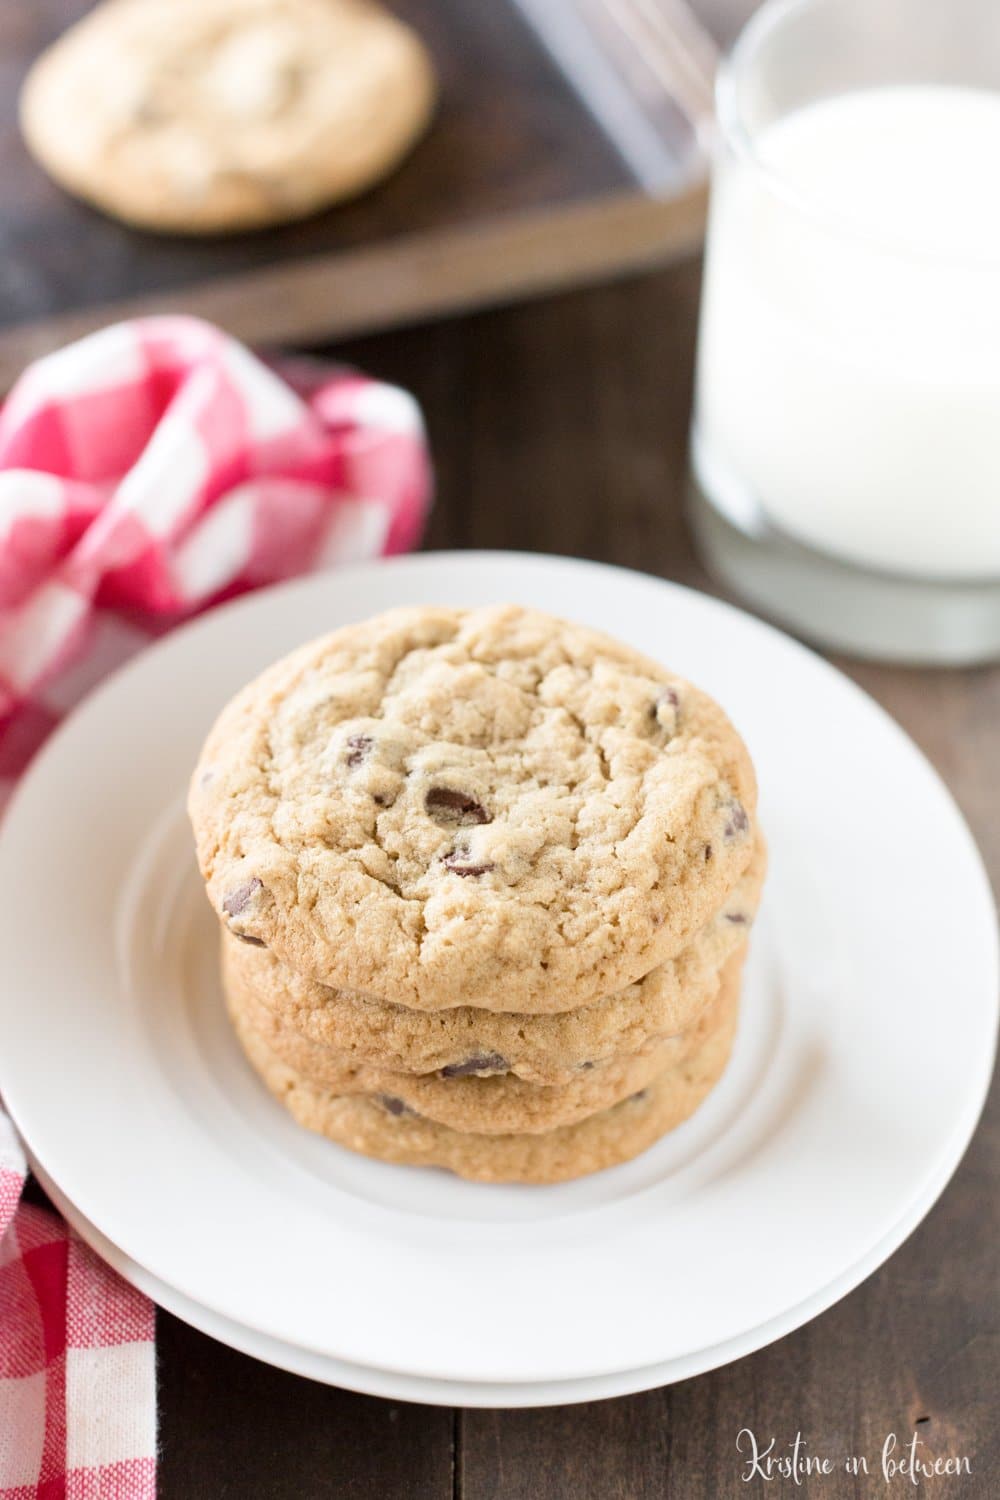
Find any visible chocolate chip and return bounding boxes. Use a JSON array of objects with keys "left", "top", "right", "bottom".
[
  {"left": 724, "top": 801, "right": 749, "bottom": 839},
  {"left": 425, "top": 787, "right": 491, "bottom": 826},
  {"left": 704, "top": 844, "right": 713, "bottom": 862},
  {"left": 377, "top": 1094, "right": 412, "bottom": 1117},
  {"left": 345, "top": 733, "right": 373, "bottom": 768},
  {"left": 631, "top": 1089, "right": 649, "bottom": 1103},
  {"left": 134, "top": 100, "right": 166, "bottom": 126},
  {"left": 440, "top": 1053, "right": 509, "bottom": 1079},
  {"left": 650, "top": 685, "right": 681, "bottom": 737},
  {"left": 579, "top": 1061, "right": 595, "bottom": 1072},
  {"left": 234, "top": 932, "right": 267, "bottom": 947},
  {"left": 222, "top": 879, "right": 262, "bottom": 918},
  {"left": 724, "top": 912, "right": 748, "bottom": 925},
  {"left": 442, "top": 846, "right": 495, "bottom": 877}
]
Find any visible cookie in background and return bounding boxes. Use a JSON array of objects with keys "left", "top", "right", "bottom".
[{"left": 19, "top": 0, "right": 437, "bottom": 234}]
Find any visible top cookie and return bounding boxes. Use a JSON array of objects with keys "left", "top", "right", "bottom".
[
  {"left": 20, "top": 0, "right": 436, "bottom": 234},
  {"left": 189, "top": 605, "right": 757, "bottom": 1011}
]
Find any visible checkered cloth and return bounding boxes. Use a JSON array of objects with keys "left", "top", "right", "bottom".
[
  {"left": 1, "top": 1117, "right": 155, "bottom": 1500},
  {"left": 0, "top": 317, "right": 432, "bottom": 1497},
  {"left": 0, "top": 315, "right": 431, "bottom": 808}
]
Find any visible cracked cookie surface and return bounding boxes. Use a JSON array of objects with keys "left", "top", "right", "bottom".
[
  {"left": 190, "top": 605, "right": 757, "bottom": 1011},
  {"left": 20, "top": 0, "right": 435, "bottom": 233},
  {"left": 231, "top": 950, "right": 743, "bottom": 1183},
  {"left": 221, "top": 835, "right": 765, "bottom": 1081}
]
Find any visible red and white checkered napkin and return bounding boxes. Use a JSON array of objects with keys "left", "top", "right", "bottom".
[
  {"left": 0, "top": 316, "right": 433, "bottom": 1497},
  {"left": 0, "top": 314, "right": 431, "bottom": 807},
  {"left": 1, "top": 1118, "right": 155, "bottom": 1500}
]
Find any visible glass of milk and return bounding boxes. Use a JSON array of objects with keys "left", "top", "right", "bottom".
[{"left": 689, "top": 0, "right": 1000, "bottom": 663}]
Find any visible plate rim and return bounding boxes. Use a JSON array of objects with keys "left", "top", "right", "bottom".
[{"left": 31, "top": 1143, "right": 974, "bottom": 1408}]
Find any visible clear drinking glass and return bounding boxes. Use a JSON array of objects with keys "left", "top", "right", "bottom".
[{"left": 689, "top": 0, "right": 1000, "bottom": 663}]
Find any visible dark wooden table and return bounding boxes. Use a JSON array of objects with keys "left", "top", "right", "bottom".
[{"left": 154, "top": 259, "right": 998, "bottom": 1498}]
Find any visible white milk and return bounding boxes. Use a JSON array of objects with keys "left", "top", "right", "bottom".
[{"left": 695, "top": 86, "right": 1000, "bottom": 579}]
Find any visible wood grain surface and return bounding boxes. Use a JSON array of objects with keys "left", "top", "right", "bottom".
[{"left": 147, "top": 256, "right": 998, "bottom": 1500}]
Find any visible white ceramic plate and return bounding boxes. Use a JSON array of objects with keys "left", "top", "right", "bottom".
[
  {"left": 0, "top": 553, "right": 996, "bottom": 1386},
  {"left": 31, "top": 1143, "right": 968, "bottom": 1408}
]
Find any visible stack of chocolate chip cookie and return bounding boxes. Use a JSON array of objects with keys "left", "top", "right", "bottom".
[{"left": 189, "top": 606, "right": 764, "bottom": 1183}]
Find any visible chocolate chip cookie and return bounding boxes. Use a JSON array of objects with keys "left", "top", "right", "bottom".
[
  {"left": 225, "top": 945, "right": 745, "bottom": 1134},
  {"left": 190, "top": 606, "right": 757, "bottom": 1012},
  {"left": 230, "top": 948, "right": 743, "bottom": 1183},
  {"left": 221, "top": 834, "right": 766, "bottom": 1083},
  {"left": 21, "top": 0, "right": 436, "bottom": 234}
]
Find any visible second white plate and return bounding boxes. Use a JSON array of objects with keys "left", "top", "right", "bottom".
[{"left": 31, "top": 1142, "right": 969, "bottom": 1407}]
